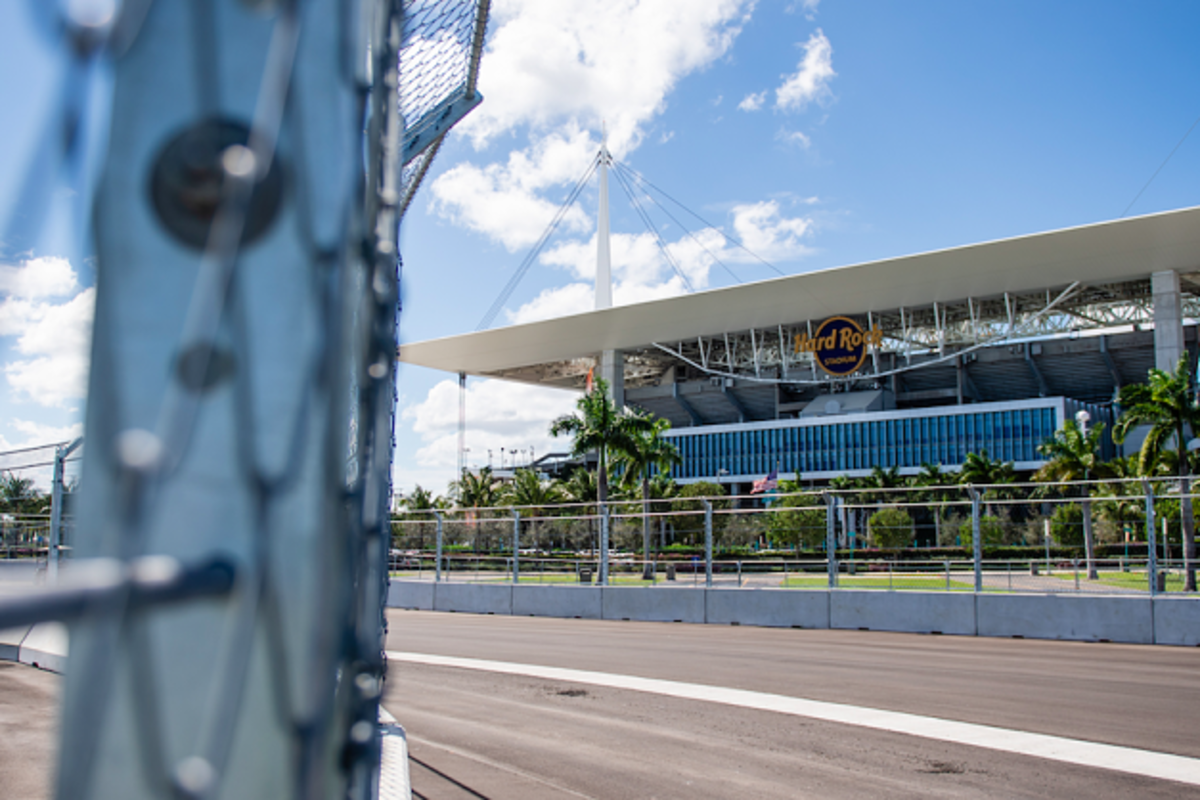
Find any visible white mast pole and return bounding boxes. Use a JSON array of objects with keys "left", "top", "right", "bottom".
[{"left": 595, "top": 126, "right": 613, "bottom": 311}]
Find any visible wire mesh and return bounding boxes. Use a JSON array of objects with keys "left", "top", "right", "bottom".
[{"left": 1, "top": 1, "right": 491, "bottom": 798}]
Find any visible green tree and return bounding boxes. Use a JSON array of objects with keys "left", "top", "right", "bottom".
[
  {"left": 959, "top": 450, "right": 1017, "bottom": 516},
  {"left": 1095, "top": 456, "right": 1146, "bottom": 542},
  {"left": 1113, "top": 357, "right": 1200, "bottom": 590},
  {"left": 398, "top": 485, "right": 445, "bottom": 550},
  {"left": 671, "top": 481, "right": 729, "bottom": 546},
  {"left": 958, "top": 514, "right": 1005, "bottom": 547},
  {"left": 453, "top": 466, "right": 501, "bottom": 510},
  {"left": 502, "top": 468, "right": 563, "bottom": 552},
  {"left": 549, "top": 378, "right": 654, "bottom": 508},
  {"left": 764, "top": 479, "right": 827, "bottom": 550},
  {"left": 614, "top": 415, "right": 681, "bottom": 570},
  {"left": 868, "top": 506, "right": 913, "bottom": 549},
  {"left": 1035, "top": 418, "right": 1110, "bottom": 579}
]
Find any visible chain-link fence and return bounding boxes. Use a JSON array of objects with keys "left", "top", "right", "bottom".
[
  {"left": 0, "top": 441, "right": 82, "bottom": 564},
  {"left": 391, "top": 478, "right": 1199, "bottom": 595}
]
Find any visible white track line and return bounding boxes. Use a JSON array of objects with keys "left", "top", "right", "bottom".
[{"left": 389, "top": 651, "right": 1200, "bottom": 787}]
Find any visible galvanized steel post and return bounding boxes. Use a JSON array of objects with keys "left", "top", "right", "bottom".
[
  {"left": 703, "top": 499, "right": 713, "bottom": 588},
  {"left": 434, "top": 510, "right": 443, "bottom": 583},
  {"left": 47, "top": 437, "right": 82, "bottom": 583},
  {"left": 970, "top": 487, "right": 983, "bottom": 592},
  {"left": 512, "top": 509, "right": 521, "bottom": 584},
  {"left": 600, "top": 503, "right": 610, "bottom": 586},
  {"left": 824, "top": 492, "right": 838, "bottom": 588},
  {"left": 1144, "top": 479, "right": 1157, "bottom": 596}
]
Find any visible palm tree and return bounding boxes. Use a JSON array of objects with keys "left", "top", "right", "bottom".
[
  {"left": 399, "top": 485, "right": 443, "bottom": 550},
  {"left": 1035, "top": 419, "right": 1111, "bottom": 579},
  {"left": 914, "top": 462, "right": 954, "bottom": 545},
  {"left": 1113, "top": 357, "right": 1200, "bottom": 591},
  {"left": 549, "top": 378, "right": 654, "bottom": 508},
  {"left": 503, "top": 468, "right": 563, "bottom": 552},
  {"left": 614, "top": 415, "right": 681, "bottom": 572},
  {"left": 559, "top": 466, "right": 599, "bottom": 555},
  {"left": 959, "top": 450, "right": 1016, "bottom": 516},
  {"left": 454, "top": 466, "right": 501, "bottom": 510}
]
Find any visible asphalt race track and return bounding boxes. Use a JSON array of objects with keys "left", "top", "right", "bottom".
[{"left": 383, "top": 610, "right": 1200, "bottom": 799}]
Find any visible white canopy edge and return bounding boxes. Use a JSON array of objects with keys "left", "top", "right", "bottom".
[{"left": 399, "top": 205, "right": 1200, "bottom": 376}]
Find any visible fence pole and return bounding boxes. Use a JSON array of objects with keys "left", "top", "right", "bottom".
[
  {"left": 600, "top": 504, "right": 610, "bottom": 586},
  {"left": 970, "top": 487, "right": 982, "bottom": 593},
  {"left": 47, "top": 437, "right": 82, "bottom": 583},
  {"left": 703, "top": 499, "right": 713, "bottom": 588},
  {"left": 512, "top": 509, "right": 521, "bottom": 584},
  {"left": 434, "top": 510, "right": 443, "bottom": 583},
  {"left": 1144, "top": 479, "right": 1157, "bottom": 596},
  {"left": 824, "top": 493, "right": 838, "bottom": 589}
]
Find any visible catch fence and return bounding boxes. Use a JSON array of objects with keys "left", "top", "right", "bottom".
[{"left": 391, "top": 479, "right": 1199, "bottom": 595}]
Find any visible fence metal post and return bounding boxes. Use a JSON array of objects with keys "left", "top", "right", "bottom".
[
  {"left": 600, "top": 503, "right": 610, "bottom": 586},
  {"left": 512, "top": 509, "right": 521, "bottom": 584},
  {"left": 944, "top": 560, "right": 950, "bottom": 591},
  {"left": 434, "top": 510, "right": 443, "bottom": 583},
  {"left": 703, "top": 499, "right": 713, "bottom": 588},
  {"left": 47, "top": 437, "right": 82, "bottom": 582},
  {"left": 1145, "top": 479, "right": 1157, "bottom": 596},
  {"left": 970, "top": 486, "right": 982, "bottom": 593},
  {"left": 824, "top": 493, "right": 838, "bottom": 589}
]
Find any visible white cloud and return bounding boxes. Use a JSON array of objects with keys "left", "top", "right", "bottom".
[
  {"left": 787, "top": 0, "right": 820, "bottom": 20},
  {"left": 1, "top": 256, "right": 93, "bottom": 408},
  {"left": 776, "top": 128, "right": 812, "bottom": 148},
  {"left": 431, "top": 127, "right": 597, "bottom": 251},
  {"left": 738, "top": 90, "right": 767, "bottom": 112},
  {"left": 398, "top": 377, "right": 580, "bottom": 493},
  {"left": 775, "top": 29, "right": 835, "bottom": 112},
  {"left": 729, "top": 200, "right": 814, "bottom": 261},
  {"left": 0, "top": 255, "right": 77, "bottom": 299},
  {"left": 461, "top": 0, "right": 754, "bottom": 153}
]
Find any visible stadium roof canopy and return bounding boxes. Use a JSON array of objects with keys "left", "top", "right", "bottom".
[{"left": 399, "top": 206, "right": 1200, "bottom": 389}]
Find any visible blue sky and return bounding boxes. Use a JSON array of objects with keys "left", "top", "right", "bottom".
[{"left": 3, "top": 1, "right": 1200, "bottom": 495}]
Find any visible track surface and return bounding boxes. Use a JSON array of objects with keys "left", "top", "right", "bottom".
[{"left": 383, "top": 609, "right": 1200, "bottom": 799}]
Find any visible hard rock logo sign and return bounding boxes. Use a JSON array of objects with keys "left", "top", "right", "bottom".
[{"left": 793, "top": 316, "right": 884, "bottom": 377}]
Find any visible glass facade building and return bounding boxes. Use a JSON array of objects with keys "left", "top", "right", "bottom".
[{"left": 663, "top": 397, "right": 1110, "bottom": 481}]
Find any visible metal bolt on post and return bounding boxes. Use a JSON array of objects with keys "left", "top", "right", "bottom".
[
  {"left": 824, "top": 493, "right": 838, "bottom": 589},
  {"left": 434, "top": 510, "right": 443, "bottom": 583},
  {"left": 703, "top": 499, "right": 713, "bottom": 588},
  {"left": 970, "top": 487, "right": 983, "bottom": 593},
  {"left": 512, "top": 509, "right": 521, "bottom": 585},
  {"left": 1144, "top": 479, "right": 1157, "bottom": 596}
]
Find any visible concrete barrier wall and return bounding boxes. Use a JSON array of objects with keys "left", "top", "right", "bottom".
[
  {"left": 602, "top": 587, "right": 705, "bottom": 623},
  {"left": 1152, "top": 597, "right": 1200, "bottom": 646},
  {"left": 832, "top": 590, "right": 977, "bottom": 635},
  {"left": 385, "top": 580, "right": 1200, "bottom": 646},
  {"left": 388, "top": 581, "right": 434, "bottom": 611},
  {"left": 977, "top": 594, "right": 1153, "bottom": 644},
  {"left": 706, "top": 589, "right": 829, "bottom": 628},
  {"left": 513, "top": 586, "right": 602, "bottom": 619},
  {"left": 0, "top": 625, "right": 31, "bottom": 662},
  {"left": 18, "top": 623, "right": 69, "bottom": 673},
  {"left": 432, "top": 582, "right": 514, "bottom": 615}
]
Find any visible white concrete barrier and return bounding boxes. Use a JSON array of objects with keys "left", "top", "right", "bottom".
[
  {"left": 514, "top": 586, "right": 602, "bottom": 619},
  {"left": 706, "top": 589, "right": 829, "bottom": 628},
  {"left": 18, "top": 622, "right": 69, "bottom": 673},
  {"left": 432, "top": 582, "right": 514, "bottom": 615},
  {"left": 387, "top": 581, "right": 434, "bottom": 610},
  {"left": 1153, "top": 597, "right": 1200, "bottom": 646},
  {"left": 602, "top": 587, "right": 706, "bottom": 623},
  {"left": 831, "top": 590, "right": 977, "bottom": 635},
  {"left": 977, "top": 594, "right": 1153, "bottom": 644},
  {"left": 0, "top": 625, "right": 31, "bottom": 662}
]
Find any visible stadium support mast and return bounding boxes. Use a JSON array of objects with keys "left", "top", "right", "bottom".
[{"left": 596, "top": 128, "right": 624, "bottom": 406}]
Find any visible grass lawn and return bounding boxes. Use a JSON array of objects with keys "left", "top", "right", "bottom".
[
  {"left": 781, "top": 574, "right": 975, "bottom": 590},
  {"left": 1049, "top": 570, "right": 1188, "bottom": 592}
]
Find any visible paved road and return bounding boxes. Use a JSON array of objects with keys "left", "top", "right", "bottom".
[
  {"left": 0, "top": 661, "right": 59, "bottom": 800},
  {"left": 383, "top": 610, "right": 1200, "bottom": 799}
]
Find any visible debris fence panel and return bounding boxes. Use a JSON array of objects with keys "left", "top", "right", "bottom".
[{"left": 391, "top": 481, "right": 1199, "bottom": 594}]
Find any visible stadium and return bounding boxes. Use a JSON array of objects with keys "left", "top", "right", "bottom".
[{"left": 400, "top": 204, "right": 1200, "bottom": 490}]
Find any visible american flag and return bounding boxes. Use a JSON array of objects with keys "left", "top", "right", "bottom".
[{"left": 751, "top": 467, "right": 778, "bottom": 494}]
